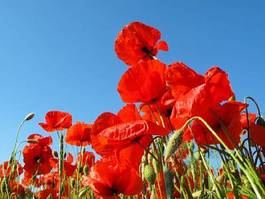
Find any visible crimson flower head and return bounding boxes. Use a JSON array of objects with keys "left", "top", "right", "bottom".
[
  {"left": 183, "top": 101, "right": 247, "bottom": 149},
  {"left": 23, "top": 136, "right": 53, "bottom": 175},
  {"left": 65, "top": 121, "right": 92, "bottom": 146},
  {"left": 115, "top": 21, "right": 168, "bottom": 66},
  {"left": 39, "top": 111, "right": 72, "bottom": 132},
  {"left": 82, "top": 157, "right": 143, "bottom": 198},
  {"left": 118, "top": 60, "right": 167, "bottom": 103}
]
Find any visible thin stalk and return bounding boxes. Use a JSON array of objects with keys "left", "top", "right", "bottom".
[
  {"left": 181, "top": 116, "right": 265, "bottom": 198},
  {"left": 199, "top": 149, "right": 223, "bottom": 198},
  {"left": 58, "top": 132, "right": 64, "bottom": 199}
]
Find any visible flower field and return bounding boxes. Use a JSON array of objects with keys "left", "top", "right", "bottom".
[{"left": 1, "top": 21, "right": 265, "bottom": 199}]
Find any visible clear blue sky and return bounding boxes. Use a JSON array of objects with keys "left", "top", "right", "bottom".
[{"left": 0, "top": 1, "right": 265, "bottom": 162}]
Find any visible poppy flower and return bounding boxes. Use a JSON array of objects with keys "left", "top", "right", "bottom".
[
  {"left": 82, "top": 157, "right": 143, "bottom": 198},
  {"left": 50, "top": 153, "right": 76, "bottom": 177},
  {"left": 23, "top": 142, "right": 53, "bottom": 175},
  {"left": 39, "top": 111, "right": 72, "bottom": 132},
  {"left": 9, "top": 182, "right": 26, "bottom": 198},
  {"left": 183, "top": 101, "right": 247, "bottom": 148},
  {"left": 115, "top": 21, "right": 168, "bottom": 66},
  {"left": 40, "top": 172, "right": 59, "bottom": 190},
  {"left": 241, "top": 114, "right": 265, "bottom": 147},
  {"left": 77, "top": 151, "right": 95, "bottom": 168},
  {"left": 169, "top": 65, "right": 234, "bottom": 129},
  {"left": 92, "top": 119, "right": 168, "bottom": 156},
  {"left": 118, "top": 60, "right": 167, "bottom": 103},
  {"left": 27, "top": 133, "right": 52, "bottom": 146},
  {"left": 65, "top": 122, "right": 92, "bottom": 146},
  {"left": 91, "top": 104, "right": 168, "bottom": 168},
  {"left": 165, "top": 62, "right": 204, "bottom": 98},
  {"left": 0, "top": 160, "right": 23, "bottom": 179}
]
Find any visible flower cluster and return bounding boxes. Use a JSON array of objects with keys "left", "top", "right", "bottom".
[{"left": 0, "top": 21, "right": 265, "bottom": 199}]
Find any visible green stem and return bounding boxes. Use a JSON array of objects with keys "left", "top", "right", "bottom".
[{"left": 59, "top": 132, "right": 64, "bottom": 199}]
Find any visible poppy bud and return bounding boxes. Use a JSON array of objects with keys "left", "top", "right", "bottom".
[
  {"left": 1, "top": 179, "right": 9, "bottom": 193},
  {"left": 144, "top": 164, "right": 156, "bottom": 185},
  {"left": 27, "top": 139, "right": 38, "bottom": 144},
  {"left": 70, "top": 178, "right": 76, "bottom": 188},
  {"left": 216, "top": 174, "right": 224, "bottom": 184},
  {"left": 81, "top": 147, "right": 86, "bottom": 154},
  {"left": 24, "top": 113, "right": 35, "bottom": 121},
  {"left": 83, "top": 165, "right": 89, "bottom": 175},
  {"left": 164, "top": 130, "right": 183, "bottom": 160},
  {"left": 255, "top": 117, "right": 265, "bottom": 127},
  {"left": 78, "top": 164, "right": 83, "bottom": 174},
  {"left": 79, "top": 188, "right": 88, "bottom": 197},
  {"left": 193, "top": 151, "right": 200, "bottom": 160},
  {"left": 152, "top": 158, "right": 160, "bottom": 173},
  {"left": 228, "top": 96, "right": 236, "bottom": 101},
  {"left": 52, "top": 151, "right": 59, "bottom": 158}
]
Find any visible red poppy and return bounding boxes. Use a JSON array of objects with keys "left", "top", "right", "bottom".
[
  {"left": 115, "top": 21, "right": 168, "bottom": 65},
  {"left": 9, "top": 182, "right": 26, "bottom": 197},
  {"left": 183, "top": 101, "right": 247, "bottom": 148},
  {"left": 82, "top": 157, "right": 143, "bottom": 198},
  {"left": 117, "top": 103, "right": 141, "bottom": 122},
  {"left": 0, "top": 160, "right": 23, "bottom": 179},
  {"left": 50, "top": 153, "right": 76, "bottom": 177},
  {"left": 27, "top": 133, "right": 52, "bottom": 146},
  {"left": 165, "top": 62, "right": 204, "bottom": 98},
  {"left": 65, "top": 121, "right": 92, "bottom": 146},
  {"left": 169, "top": 65, "right": 234, "bottom": 129},
  {"left": 39, "top": 111, "right": 72, "bottom": 132},
  {"left": 40, "top": 172, "right": 59, "bottom": 190},
  {"left": 91, "top": 104, "right": 168, "bottom": 168},
  {"left": 92, "top": 119, "right": 168, "bottom": 156},
  {"left": 241, "top": 114, "right": 265, "bottom": 147},
  {"left": 23, "top": 142, "right": 53, "bottom": 175},
  {"left": 118, "top": 60, "right": 167, "bottom": 103},
  {"left": 77, "top": 151, "right": 95, "bottom": 168}
]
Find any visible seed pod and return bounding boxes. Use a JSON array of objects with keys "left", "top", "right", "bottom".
[
  {"left": 193, "top": 151, "right": 200, "bottom": 160},
  {"left": 83, "top": 165, "right": 89, "bottom": 175},
  {"left": 152, "top": 158, "right": 160, "bottom": 173},
  {"left": 144, "top": 164, "right": 156, "bottom": 185},
  {"left": 163, "top": 165, "right": 175, "bottom": 198},
  {"left": 70, "top": 178, "right": 76, "bottom": 188},
  {"left": 24, "top": 113, "right": 35, "bottom": 121},
  {"left": 164, "top": 130, "right": 183, "bottom": 160},
  {"left": 255, "top": 117, "right": 265, "bottom": 127},
  {"left": 52, "top": 151, "right": 59, "bottom": 158}
]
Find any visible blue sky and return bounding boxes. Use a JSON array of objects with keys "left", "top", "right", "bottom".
[{"left": 0, "top": 1, "right": 264, "bottom": 162}]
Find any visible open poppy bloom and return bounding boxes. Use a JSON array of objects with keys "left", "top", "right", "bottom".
[
  {"left": 241, "top": 113, "right": 265, "bottom": 147},
  {"left": 39, "top": 111, "right": 72, "bottom": 132},
  {"left": 168, "top": 65, "right": 234, "bottom": 129},
  {"left": 118, "top": 60, "right": 167, "bottom": 103},
  {"left": 91, "top": 104, "right": 168, "bottom": 168},
  {"left": 115, "top": 21, "right": 168, "bottom": 66},
  {"left": 65, "top": 121, "right": 92, "bottom": 146},
  {"left": 183, "top": 101, "right": 247, "bottom": 148},
  {"left": 91, "top": 104, "right": 168, "bottom": 156},
  {"left": 23, "top": 142, "right": 53, "bottom": 175},
  {"left": 82, "top": 157, "right": 143, "bottom": 198}
]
